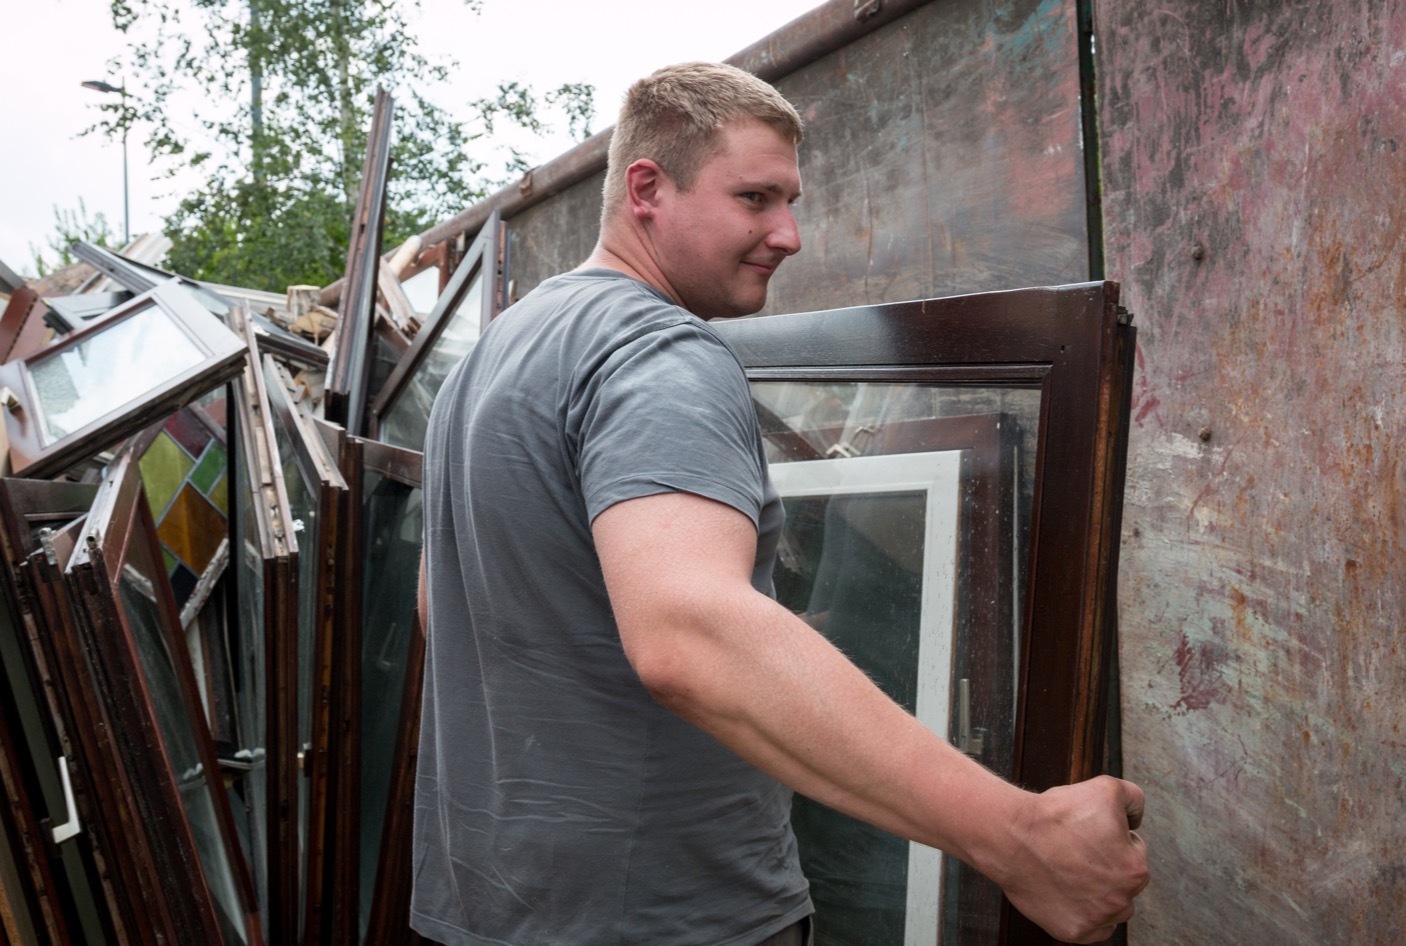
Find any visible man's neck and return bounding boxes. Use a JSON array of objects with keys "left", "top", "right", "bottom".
[{"left": 581, "top": 219, "right": 684, "bottom": 309}]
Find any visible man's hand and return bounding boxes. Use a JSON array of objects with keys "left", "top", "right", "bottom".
[{"left": 992, "top": 776, "right": 1150, "bottom": 944}]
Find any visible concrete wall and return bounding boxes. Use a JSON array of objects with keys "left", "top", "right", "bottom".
[{"left": 1096, "top": 0, "right": 1406, "bottom": 940}]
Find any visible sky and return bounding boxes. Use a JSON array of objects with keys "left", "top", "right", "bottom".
[{"left": 0, "top": 0, "right": 823, "bottom": 277}]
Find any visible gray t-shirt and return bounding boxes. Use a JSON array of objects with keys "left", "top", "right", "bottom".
[{"left": 412, "top": 269, "right": 810, "bottom": 946}]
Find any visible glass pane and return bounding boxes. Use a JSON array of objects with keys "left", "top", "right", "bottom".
[
  {"left": 379, "top": 269, "right": 483, "bottom": 451},
  {"left": 232, "top": 423, "right": 270, "bottom": 927},
  {"left": 753, "top": 379, "right": 1038, "bottom": 946},
  {"left": 118, "top": 529, "right": 246, "bottom": 942},
  {"left": 368, "top": 330, "right": 402, "bottom": 416},
  {"left": 357, "top": 471, "right": 423, "bottom": 940},
  {"left": 187, "top": 584, "right": 239, "bottom": 751},
  {"left": 401, "top": 266, "right": 440, "bottom": 317},
  {"left": 32, "top": 305, "right": 204, "bottom": 441}
]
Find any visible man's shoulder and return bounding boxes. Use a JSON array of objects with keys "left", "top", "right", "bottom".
[
  {"left": 509, "top": 268, "right": 734, "bottom": 354},
  {"left": 519, "top": 268, "right": 683, "bottom": 324}
]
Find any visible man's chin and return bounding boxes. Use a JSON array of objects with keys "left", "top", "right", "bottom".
[
  {"left": 683, "top": 282, "right": 770, "bottom": 320},
  {"left": 712, "top": 291, "right": 770, "bottom": 320}
]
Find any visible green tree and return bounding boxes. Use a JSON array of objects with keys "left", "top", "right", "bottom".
[
  {"left": 29, "top": 199, "right": 116, "bottom": 277},
  {"left": 92, "top": 0, "right": 593, "bottom": 291}
]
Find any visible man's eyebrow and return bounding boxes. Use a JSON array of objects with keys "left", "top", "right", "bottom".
[{"left": 750, "top": 181, "right": 804, "bottom": 201}]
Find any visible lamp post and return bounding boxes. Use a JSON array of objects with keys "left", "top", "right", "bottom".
[{"left": 80, "top": 79, "right": 129, "bottom": 245}]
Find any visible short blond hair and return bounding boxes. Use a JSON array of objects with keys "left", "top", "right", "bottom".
[{"left": 602, "top": 62, "right": 803, "bottom": 215}]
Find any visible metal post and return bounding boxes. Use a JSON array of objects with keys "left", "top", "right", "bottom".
[
  {"left": 79, "top": 78, "right": 131, "bottom": 245},
  {"left": 121, "top": 87, "right": 130, "bottom": 244}
]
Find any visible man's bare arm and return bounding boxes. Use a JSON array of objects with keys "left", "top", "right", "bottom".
[{"left": 594, "top": 491, "right": 1148, "bottom": 945}]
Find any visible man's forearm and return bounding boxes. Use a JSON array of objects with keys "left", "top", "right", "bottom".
[
  {"left": 631, "top": 583, "right": 1028, "bottom": 872},
  {"left": 596, "top": 491, "right": 1147, "bottom": 944}
]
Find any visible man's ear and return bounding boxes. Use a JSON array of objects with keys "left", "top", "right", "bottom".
[{"left": 625, "top": 159, "right": 667, "bottom": 221}]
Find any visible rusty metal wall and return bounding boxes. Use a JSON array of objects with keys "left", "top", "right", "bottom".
[
  {"left": 1095, "top": 0, "right": 1406, "bottom": 941},
  {"left": 765, "top": 0, "right": 1089, "bottom": 311},
  {"left": 505, "top": 0, "right": 1090, "bottom": 309},
  {"left": 504, "top": 170, "right": 605, "bottom": 304}
]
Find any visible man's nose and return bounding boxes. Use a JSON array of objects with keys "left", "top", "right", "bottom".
[{"left": 767, "top": 208, "right": 802, "bottom": 257}]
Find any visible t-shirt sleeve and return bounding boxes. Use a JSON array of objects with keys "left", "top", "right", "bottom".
[{"left": 576, "top": 321, "right": 765, "bottom": 526}]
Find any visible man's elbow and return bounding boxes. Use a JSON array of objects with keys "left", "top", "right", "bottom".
[{"left": 621, "top": 624, "right": 710, "bottom": 717}]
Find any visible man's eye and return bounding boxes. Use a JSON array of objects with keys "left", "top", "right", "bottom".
[{"left": 741, "top": 192, "right": 763, "bottom": 203}]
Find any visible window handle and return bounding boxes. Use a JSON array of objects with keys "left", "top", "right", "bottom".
[
  {"left": 956, "top": 679, "right": 986, "bottom": 759},
  {"left": 50, "top": 756, "right": 82, "bottom": 844}
]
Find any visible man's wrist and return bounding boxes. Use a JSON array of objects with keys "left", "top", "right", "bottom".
[{"left": 957, "top": 778, "right": 1040, "bottom": 888}]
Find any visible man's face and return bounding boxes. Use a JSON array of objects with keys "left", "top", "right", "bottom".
[{"left": 651, "top": 120, "right": 803, "bottom": 319}]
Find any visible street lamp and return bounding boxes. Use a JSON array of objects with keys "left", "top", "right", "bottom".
[{"left": 80, "top": 79, "right": 130, "bottom": 245}]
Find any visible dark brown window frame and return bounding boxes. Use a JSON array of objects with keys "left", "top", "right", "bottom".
[
  {"left": 716, "top": 281, "right": 1134, "bottom": 946},
  {"left": 0, "top": 286, "right": 49, "bottom": 366},
  {"left": 0, "top": 479, "right": 169, "bottom": 946},
  {"left": 228, "top": 306, "right": 301, "bottom": 945},
  {"left": 0, "top": 282, "right": 246, "bottom": 480},
  {"left": 263, "top": 356, "right": 350, "bottom": 944},
  {"left": 0, "top": 481, "right": 108, "bottom": 946},
  {"left": 368, "top": 211, "right": 504, "bottom": 443},
  {"left": 65, "top": 446, "right": 263, "bottom": 945},
  {"left": 0, "top": 474, "right": 241, "bottom": 946},
  {"left": 326, "top": 87, "right": 395, "bottom": 436},
  {"left": 348, "top": 437, "right": 426, "bottom": 946}
]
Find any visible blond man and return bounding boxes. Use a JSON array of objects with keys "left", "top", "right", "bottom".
[{"left": 414, "top": 62, "right": 1147, "bottom": 946}]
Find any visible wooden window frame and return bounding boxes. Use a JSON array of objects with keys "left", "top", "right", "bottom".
[
  {"left": 262, "top": 357, "right": 350, "bottom": 944},
  {"left": 347, "top": 437, "right": 427, "bottom": 946},
  {"left": 368, "top": 212, "right": 504, "bottom": 446},
  {"left": 0, "top": 481, "right": 111, "bottom": 946},
  {"left": 228, "top": 307, "right": 301, "bottom": 945},
  {"left": 716, "top": 281, "right": 1135, "bottom": 946},
  {"left": 326, "top": 88, "right": 395, "bottom": 435},
  {"left": 0, "top": 282, "right": 246, "bottom": 479},
  {"left": 65, "top": 447, "right": 263, "bottom": 945}
]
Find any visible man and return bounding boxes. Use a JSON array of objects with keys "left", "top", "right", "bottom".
[{"left": 413, "top": 62, "right": 1148, "bottom": 946}]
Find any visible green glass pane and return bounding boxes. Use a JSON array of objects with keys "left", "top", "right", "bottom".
[
  {"left": 208, "top": 472, "right": 229, "bottom": 515},
  {"left": 162, "top": 547, "right": 178, "bottom": 576},
  {"left": 190, "top": 443, "right": 228, "bottom": 495},
  {"left": 140, "top": 431, "right": 196, "bottom": 520}
]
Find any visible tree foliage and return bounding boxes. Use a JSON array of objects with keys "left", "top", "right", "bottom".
[
  {"left": 93, "top": 0, "right": 594, "bottom": 291},
  {"left": 29, "top": 200, "right": 116, "bottom": 277}
]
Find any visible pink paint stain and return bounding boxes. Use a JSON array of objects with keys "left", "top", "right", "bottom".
[
  {"left": 1130, "top": 345, "right": 1163, "bottom": 428},
  {"left": 1173, "top": 630, "right": 1231, "bottom": 711}
]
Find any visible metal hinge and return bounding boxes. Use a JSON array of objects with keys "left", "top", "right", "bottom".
[{"left": 37, "top": 527, "right": 57, "bottom": 566}]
